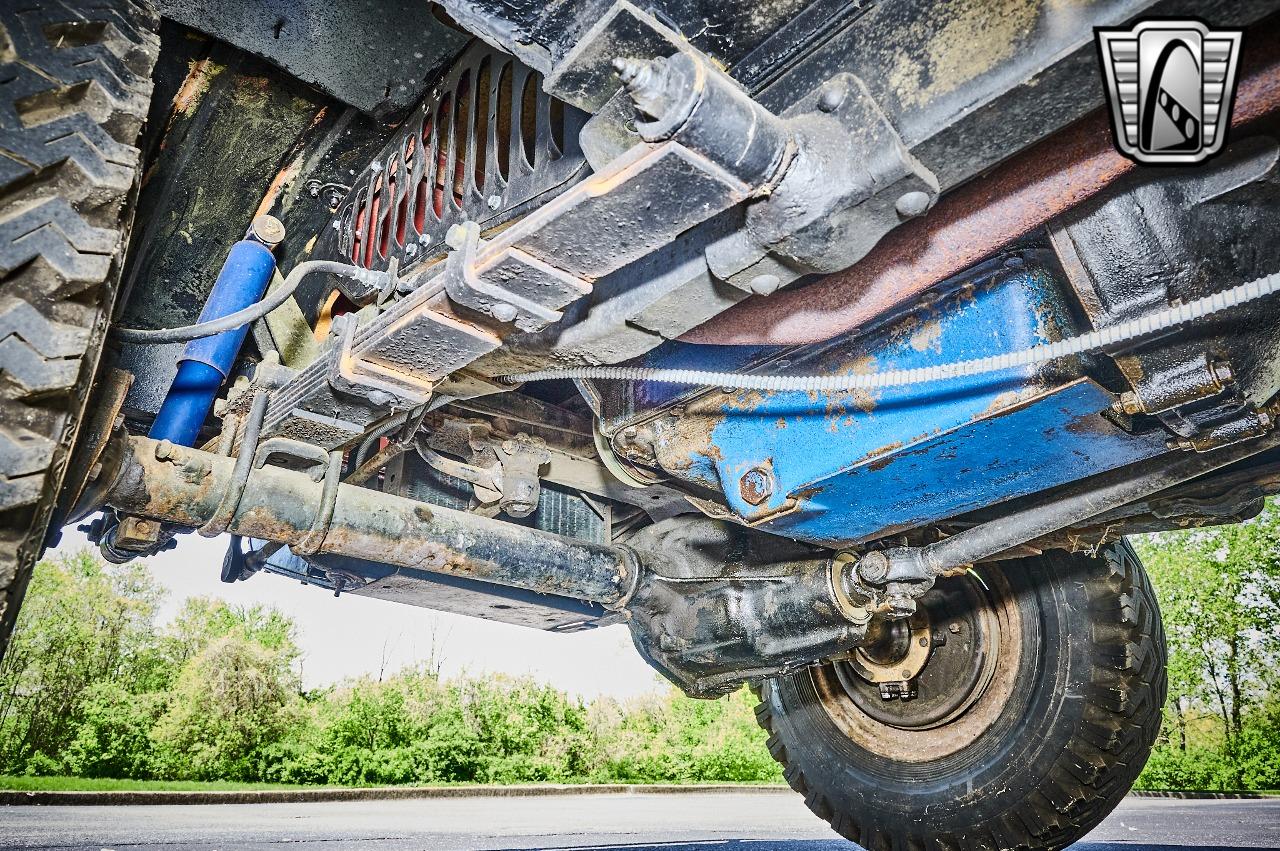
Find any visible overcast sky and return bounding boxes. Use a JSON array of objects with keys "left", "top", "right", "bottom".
[{"left": 49, "top": 528, "right": 666, "bottom": 700}]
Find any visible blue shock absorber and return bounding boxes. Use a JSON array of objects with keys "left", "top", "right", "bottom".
[{"left": 149, "top": 216, "right": 285, "bottom": 446}]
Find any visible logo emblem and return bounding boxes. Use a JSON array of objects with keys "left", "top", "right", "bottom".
[{"left": 1096, "top": 19, "right": 1242, "bottom": 164}]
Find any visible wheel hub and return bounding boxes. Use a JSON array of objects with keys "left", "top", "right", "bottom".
[
  {"left": 811, "top": 568, "right": 1022, "bottom": 761},
  {"left": 837, "top": 571, "right": 1002, "bottom": 729}
]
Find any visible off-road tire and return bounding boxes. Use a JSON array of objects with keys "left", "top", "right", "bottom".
[
  {"left": 0, "top": 1, "right": 158, "bottom": 658},
  {"left": 755, "top": 541, "right": 1166, "bottom": 851}
]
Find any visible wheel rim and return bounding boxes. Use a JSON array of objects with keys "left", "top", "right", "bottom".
[{"left": 810, "top": 568, "right": 1024, "bottom": 762}]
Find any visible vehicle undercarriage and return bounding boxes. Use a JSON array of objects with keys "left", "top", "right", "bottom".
[{"left": 2, "top": 1, "right": 1280, "bottom": 847}]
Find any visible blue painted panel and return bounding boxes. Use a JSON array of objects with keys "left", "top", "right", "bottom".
[{"left": 634, "top": 260, "right": 1172, "bottom": 546}]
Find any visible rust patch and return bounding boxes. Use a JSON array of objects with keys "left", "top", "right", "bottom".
[
  {"left": 908, "top": 318, "right": 943, "bottom": 353},
  {"left": 254, "top": 158, "right": 302, "bottom": 219},
  {"left": 724, "top": 389, "right": 771, "bottom": 412},
  {"left": 171, "top": 58, "right": 222, "bottom": 120}
]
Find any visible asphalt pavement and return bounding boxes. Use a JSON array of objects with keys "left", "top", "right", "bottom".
[{"left": 1, "top": 790, "right": 1278, "bottom": 850}]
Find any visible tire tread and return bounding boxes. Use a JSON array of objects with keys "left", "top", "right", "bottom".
[{"left": 0, "top": 0, "right": 156, "bottom": 658}]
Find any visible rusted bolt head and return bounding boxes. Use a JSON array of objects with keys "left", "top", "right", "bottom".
[
  {"left": 895, "top": 190, "right": 931, "bottom": 219},
  {"left": 817, "top": 81, "right": 847, "bottom": 112},
  {"left": 739, "top": 467, "right": 774, "bottom": 505},
  {"left": 1114, "top": 390, "right": 1144, "bottom": 416},
  {"left": 857, "top": 550, "right": 891, "bottom": 584}
]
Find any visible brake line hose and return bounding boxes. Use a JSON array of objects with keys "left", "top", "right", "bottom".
[
  {"left": 112, "top": 261, "right": 390, "bottom": 345},
  {"left": 500, "top": 270, "right": 1280, "bottom": 392}
]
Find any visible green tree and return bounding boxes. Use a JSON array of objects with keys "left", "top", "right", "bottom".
[
  {"left": 151, "top": 632, "right": 299, "bottom": 781},
  {"left": 0, "top": 550, "right": 161, "bottom": 774},
  {"left": 1135, "top": 499, "right": 1280, "bottom": 787}
]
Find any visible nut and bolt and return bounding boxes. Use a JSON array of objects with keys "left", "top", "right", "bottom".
[
  {"left": 895, "top": 190, "right": 931, "bottom": 219},
  {"left": 1113, "top": 390, "right": 1145, "bottom": 416},
  {"left": 948, "top": 622, "right": 961, "bottom": 634},
  {"left": 1210, "top": 360, "right": 1236, "bottom": 387},
  {"left": 738, "top": 467, "right": 774, "bottom": 505},
  {"left": 491, "top": 302, "right": 518, "bottom": 323}
]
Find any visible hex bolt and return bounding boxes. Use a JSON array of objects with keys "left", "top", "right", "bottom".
[
  {"left": 948, "top": 622, "right": 962, "bottom": 634},
  {"left": 901, "top": 668, "right": 912, "bottom": 679},
  {"left": 487, "top": 194, "right": 502, "bottom": 210},
  {"left": 895, "top": 190, "right": 931, "bottom": 219},
  {"left": 1210, "top": 360, "right": 1236, "bottom": 387},
  {"left": 817, "top": 81, "right": 847, "bottom": 112},
  {"left": 739, "top": 467, "right": 774, "bottom": 505},
  {"left": 1114, "top": 390, "right": 1145, "bottom": 416},
  {"left": 856, "top": 550, "right": 891, "bottom": 584},
  {"left": 154, "top": 439, "right": 175, "bottom": 461},
  {"left": 491, "top": 303, "right": 518, "bottom": 323},
  {"left": 367, "top": 390, "right": 393, "bottom": 408},
  {"left": 918, "top": 636, "right": 929, "bottom": 648}
]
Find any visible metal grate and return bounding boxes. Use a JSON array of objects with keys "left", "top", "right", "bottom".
[{"left": 323, "top": 42, "right": 590, "bottom": 275}]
